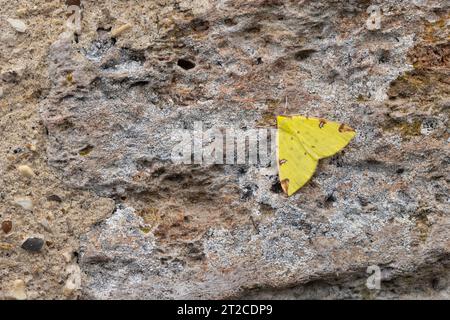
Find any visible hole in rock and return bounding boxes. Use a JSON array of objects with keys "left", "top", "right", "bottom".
[
  {"left": 294, "top": 49, "right": 316, "bottom": 61},
  {"left": 79, "top": 145, "right": 94, "bottom": 156},
  {"left": 66, "top": 0, "right": 81, "bottom": 5},
  {"left": 177, "top": 59, "right": 196, "bottom": 70},
  {"left": 191, "top": 18, "right": 209, "bottom": 32},
  {"left": 378, "top": 49, "right": 390, "bottom": 63},
  {"left": 325, "top": 193, "right": 336, "bottom": 203},
  {"left": 224, "top": 18, "right": 237, "bottom": 26},
  {"left": 271, "top": 180, "right": 283, "bottom": 194}
]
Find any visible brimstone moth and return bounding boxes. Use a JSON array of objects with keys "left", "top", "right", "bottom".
[{"left": 277, "top": 115, "right": 356, "bottom": 196}]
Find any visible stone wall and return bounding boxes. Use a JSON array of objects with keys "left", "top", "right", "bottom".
[{"left": 0, "top": 0, "right": 448, "bottom": 299}]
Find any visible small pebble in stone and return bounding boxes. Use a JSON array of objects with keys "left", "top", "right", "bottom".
[
  {"left": 0, "top": 242, "right": 14, "bottom": 250},
  {"left": 21, "top": 237, "right": 45, "bottom": 252},
  {"left": 16, "top": 8, "right": 28, "bottom": 16},
  {"left": 6, "top": 279, "right": 27, "bottom": 300},
  {"left": 0, "top": 87, "right": 3, "bottom": 98},
  {"left": 39, "top": 219, "right": 52, "bottom": 233},
  {"left": 2, "top": 220, "right": 12, "bottom": 234},
  {"left": 25, "top": 143, "right": 37, "bottom": 151},
  {"left": 7, "top": 18, "right": 27, "bottom": 33},
  {"left": 18, "top": 165, "right": 35, "bottom": 178},
  {"left": 14, "top": 198, "right": 33, "bottom": 210},
  {"left": 111, "top": 23, "right": 132, "bottom": 37}
]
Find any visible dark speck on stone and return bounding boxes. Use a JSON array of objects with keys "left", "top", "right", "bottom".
[
  {"left": 358, "top": 196, "right": 369, "bottom": 207},
  {"left": 21, "top": 237, "right": 45, "bottom": 253},
  {"left": 177, "top": 59, "right": 196, "bottom": 70},
  {"left": 237, "top": 166, "right": 248, "bottom": 175},
  {"left": 271, "top": 180, "right": 283, "bottom": 194},
  {"left": 325, "top": 193, "right": 336, "bottom": 203},
  {"left": 47, "top": 194, "right": 62, "bottom": 202},
  {"left": 241, "top": 184, "right": 256, "bottom": 200},
  {"left": 66, "top": 0, "right": 81, "bottom": 6}
]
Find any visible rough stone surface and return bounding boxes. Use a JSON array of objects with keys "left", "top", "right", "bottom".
[
  {"left": 5, "top": 279, "right": 27, "bottom": 300},
  {"left": 6, "top": 18, "right": 27, "bottom": 33},
  {"left": 0, "top": 0, "right": 449, "bottom": 299}
]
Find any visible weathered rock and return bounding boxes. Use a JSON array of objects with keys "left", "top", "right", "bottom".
[
  {"left": 5, "top": 280, "right": 27, "bottom": 300},
  {"left": 1, "top": 67, "right": 25, "bottom": 83},
  {"left": 13, "top": 198, "right": 33, "bottom": 211},
  {"left": 37, "top": 0, "right": 450, "bottom": 299},
  {"left": 0, "top": 0, "right": 448, "bottom": 300},
  {"left": 63, "top": 264, "right": 82, "bottom": 297}
]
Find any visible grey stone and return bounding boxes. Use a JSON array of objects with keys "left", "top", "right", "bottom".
[
  {"left": 36, "top": 0, "right": 449, "bottom": 299},
  {"left": 21, "top": 237, "right": 45, "bottom": 253}
]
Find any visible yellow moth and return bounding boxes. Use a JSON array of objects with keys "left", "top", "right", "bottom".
[{"left": 277, "top": 115, "right": 356, "bottom": 196}]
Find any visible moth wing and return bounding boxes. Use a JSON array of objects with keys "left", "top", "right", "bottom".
[
  {"left": 283, "top": 115, "right": 356, "bottom": 159},
  {"left": 277, "top": 116, "right": 318, "bottom": 196}
]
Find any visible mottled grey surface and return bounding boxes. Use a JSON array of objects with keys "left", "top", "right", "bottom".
[{"left": 37, "top": 0, "right": 449, "bottom": 299}]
